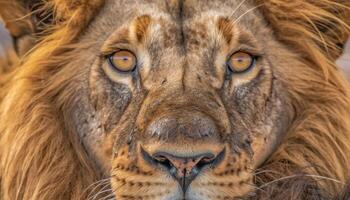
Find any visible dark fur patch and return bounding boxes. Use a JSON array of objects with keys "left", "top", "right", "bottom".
[
  {"left": 135, "top": 15, "right": 151, "bottom": 42},
  {"left": 217, "top": 17, "right": 234, "bottom": 44}
]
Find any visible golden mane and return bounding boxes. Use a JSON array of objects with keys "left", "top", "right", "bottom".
[
  {"left": 0, "top": 1, "right": 105, "bottom": 199},
  {"left": 255, "top": 0, "right": 350, "bottom": 198},
  {"left": 0, "top": 0, "right": 349, "bottom": 199}
]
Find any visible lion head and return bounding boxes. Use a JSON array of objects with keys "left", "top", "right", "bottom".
[{"left": 0, "top": 0, "right": 350, "bottom": 199}]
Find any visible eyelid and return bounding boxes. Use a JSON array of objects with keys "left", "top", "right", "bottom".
[
  {"left": 227, "top": 44, "right": 264, "bottom": 59},
  {"left": 101, "top": 43, "right": 137, "bottom": 57}
]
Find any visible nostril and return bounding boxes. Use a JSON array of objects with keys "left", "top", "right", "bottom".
[
  {"left": 141, "top": 148, "right": 225, "bottom": 170},
  {"left": 149, "top": 150, "right": 225, "bottom": 174},
  {"left": 154, "top": 155, "right": 167, "bottom": 162},
  {"left": 153, "top": 154, "right": 174, "bottom": 171},
  {"left": 201, "top": 153, "right": 216, "bottom": 162},
  {"left": 196, "top": 154, "right": 216, "bottom": 168},
  {"left": 141, "top": 148, "right": 178, "bottom": 174}
]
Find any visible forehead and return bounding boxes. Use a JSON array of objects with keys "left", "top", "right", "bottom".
[
  {"left": 101, "top": 0, "right": 261, "bottom": 28},
  {"left": 97, "top": 0, "right": 265, "bottom": 54}
]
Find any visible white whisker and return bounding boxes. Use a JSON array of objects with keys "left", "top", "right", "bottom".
[
  {"left": 85, "top": 178, "right": 111, "bottom": 200},
  {"left": 99, "top": 181, "right": 128, "bottom": 200},
  {"left": 253, "top": 169, "right": 283, "bottom": 176},
  {"left": 244, "top": 182, "right": 268, "bottom": 194},
  {"left": 91, "top": 184, "right": 112, "bottom": 200},
  {"left": 230, "top": 0, "right": 249, "bottom": 19},
  {"left": 259, "top": 174, "right": 345, "bottom": 189},
  {"left": 100, "top": 192, "right": 116, "bottom": 200},
  {"left": 233, "top": 4, "right": 264, "bottom": 24}
]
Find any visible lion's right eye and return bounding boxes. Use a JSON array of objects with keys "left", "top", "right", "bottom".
[
  {"left": 107, "top": 50, "right": 137, "bottom": 72},
  {"left": 227, "top": 51, "right": 256, "bottom": 73}
]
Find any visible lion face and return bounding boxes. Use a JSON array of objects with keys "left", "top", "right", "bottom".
[
  {"left": 1, "top": 0, "right": 350, "bottom": 199},
  {"left": 68, "top": 1, "right": 294, "bottom": 199}
]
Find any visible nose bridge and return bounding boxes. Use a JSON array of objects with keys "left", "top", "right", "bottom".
[
  {"left": 154, "top": 51, "right": 203, "bottom": 93},
  {"left": 137, "top": 82, "right": 231, "bottom": 138},
  {"left": 148, "top": 110, "right": 219, "bottom": 141}
]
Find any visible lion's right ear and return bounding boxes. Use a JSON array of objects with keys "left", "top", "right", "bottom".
[
  {"left": 0, "top": 0, "right": 104, "bottom": 58},
  {"left": 0, "top": 0, "right": 53, "bottom": 56},
  {"left": 0, "top": 1, "right": 35, "bottom": 38}
]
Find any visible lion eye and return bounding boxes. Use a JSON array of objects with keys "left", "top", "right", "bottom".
[
  {"left": 108, "top": 50, "right": 137, "bottom": 72},
  {"left": 227, "top": 52, "right": 255, "bottom": 73}
]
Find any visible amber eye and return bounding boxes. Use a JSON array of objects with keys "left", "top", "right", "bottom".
[
  {"left": 108, "top": 50, "right": 137, "bottom": 72},
  {"left": 227, "top": 52, "right": 255, "bottom": 73}
]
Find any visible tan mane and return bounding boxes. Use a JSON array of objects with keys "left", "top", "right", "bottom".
[
  {"left": 0, "top": 0, "right": 350, "bottom": 199},
  {"left": 255, "top": 0, "right": 350, "bottom": 198},
  {"left": 0, "top": 1, "right": 105, "bottom": 199}
]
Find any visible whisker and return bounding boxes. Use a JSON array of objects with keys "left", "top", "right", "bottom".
[
  {"left": 233, "top": 4, "right": 264, "bottom": 24},
  {"left": 304, "top": 175, "right": 345, "bottom": 184},
  {"left": 253, "top": 169, "right": 283, "bottom": 176},
  {"left": 80, "top": 178, "right": 110, "bottom": 199},
  {"left": 229, "top": 0, "right": 249, "bottom": 19},
  {"left": 99, "top": 181, "right": 128, "bottom": 200},
  {"left": 83, "top": 178, "right": 110, "bottom": 192},
  {"left": 85, "top": 178, "right": 111, "bottom": 200},
  {"left": 100, "top": 192, "right": 116, "bottom": 200},
  {"left": 92, "top": 189, "right": 113, "bottom": 200},
  {"left": 259, "top": 174, "right": 345, "bottom": 189},
  {"left": 90, "top": 183, "right": 112, "bottom": 200},
  {"left": 243, "top": 182, "right": 268, "bottom": 195}
]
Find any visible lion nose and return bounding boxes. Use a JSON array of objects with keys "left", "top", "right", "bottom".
[{"left": 141, "top": 149, "right": 225, "bottom": 193}]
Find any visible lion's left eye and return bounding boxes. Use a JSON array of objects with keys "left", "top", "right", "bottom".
[
  {"left": 107, "top": 50, "right": 137, "bottom": 72},
  {"left": 227, "top": 52, "right": 256, "bottom": 73}
]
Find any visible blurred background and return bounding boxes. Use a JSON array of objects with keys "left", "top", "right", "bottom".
[
  {"left": 0, "top": 22, "right": 349, "bottom": 78},
  {"left": 0, "top": 23, "right": 11, "bottom": 58},
  {"left": 338, "top": 40, "right": 350, "bottom": 78}
]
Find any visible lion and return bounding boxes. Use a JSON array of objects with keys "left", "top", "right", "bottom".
[{"left": 0, "top": 0, "right": 350, "bottom": 199}]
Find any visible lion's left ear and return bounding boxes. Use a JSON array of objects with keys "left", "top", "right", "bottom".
[{"left": 258, "top": 0, "right": 350, "bottom": 61}]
